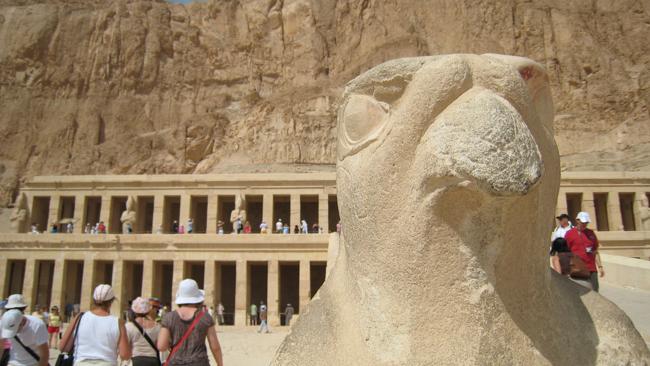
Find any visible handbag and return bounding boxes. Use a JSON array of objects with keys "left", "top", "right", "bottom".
[
  {"left": 569, "top": 254, "right": 591, "bottom": 279},
  {"left": 163, "top": 311, "right": 205, "bottom": 366},
  {"left": 132, "top": 319, "right": 161, "bottom": 364},
  {"left": 55, "top": 312, "right": 84, "bottom": 366}
]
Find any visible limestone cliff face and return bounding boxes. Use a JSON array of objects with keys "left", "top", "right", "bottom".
[{"left": 0, "top": 0, "right": 648, "bottom": 205}]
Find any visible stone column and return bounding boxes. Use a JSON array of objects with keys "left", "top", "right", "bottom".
[
  {"left": 207, "top": 194, "right": 218, "bottom": 234},
  {"left": 152, "top": 194, "right": 165, "bottom": 234},
  {"left": 111, "top": 260, "right": 124, "bottom": 315},
  {"left": 290, "top": 195, "right": 301, "bottom": 231},
  {"left": 142, "top": 259, "right": 154, "bottom": 299},
  {"left": 0, "top": 257, "right": 7, "bottom": 299},
  {"left": 633, "top": 191, "right": 644, "bottom": 231},
  {"left": 555, "top": 189, "right": 568, "bottom": 218},
  {"left": 47, "top": 195, "right": 61, "bottom": 232},
  {"left": 607, "top": 192, "right": 624, "bottom": 231},
  {"left": 204, "top": 261, "right": 215, "bottom": 308},
  {"left": 79, "top": 258, "right": 96, "bottom": 311},
  {"left": 22, "top": 259, "right": 37, "bottom": 312},
  {"left": 234, "top": 260, "right": 247, "bottom": 326},
  {"left": 72, "top": 194, "right": 86, "bottom": 233},
  {"left": 50, "top": 259, "right": 66, "bottom": 314},
  {"left": 318, "top": 193, "right": 329, "bottom": 233},
  {"left": 263, "top": 193, "right": 273, "bottom": 229},
  {"left": 267, "top": 260, "right": 279, "bottom": 326},
  {"left": 299, "top": 260, "right": 311, "bottom": 314},
  {"left": 582, "top": 192, "right": 598, "bottom": 230},
  {"left": 171, "top": 260, "right": 184, "bottom": 304},
  {"left": 179, "top": 194, "right": 191, "bottom": 232},
  {"left": 99, "top": 195, "right": 111, "bottom": 231}
]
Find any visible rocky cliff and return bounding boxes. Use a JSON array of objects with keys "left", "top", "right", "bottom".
[{"left": 0, "top": 0, "right": 648, "bottom": 205}]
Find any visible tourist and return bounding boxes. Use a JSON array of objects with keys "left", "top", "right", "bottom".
[
  {"left": 93, "top": 223, "right": 99, "bottom": 234},
  {"left": 66, "top": 222, "right": 73, "bottom": 233},
  {"left": 156, "top": 225, "right": 162, "bottom": 234},
  {"left": 178, "top": 224, "right": 185, "bottom": 234},
  {"left": 84, "top": 223, "right": 91, "bottom": 234},
  {"left": 148, "top": 298, "right": 161, "bottom": 323},
  {"left": 293, "top": 225, "right": 299, "bottom": 234},
  {"left": 126, "top": 297, "right": 160, "bottom": 366},
  {"left": 217, "top": 220, "right": 225, "bottom": 235},
  {"left": 549, "top": 238, "right": 572, "bottom": 275},
  {"left": 259, "top": 220, "right": 268, "bottom": 234},
  {"left": 30, "top": 306, "right": 44, "bottom": 324},
  {"left": 243, "top": 221, "right": 252, "bottom": 234},
  {"left": 47, "top": 306, "right": 61, "bottom": 349},
  {"left": 30, "top": 223, "right": 39, "bottom": 234},
  {"left": 4, "top": 294, "right": 28, "bottom": 313},
  {"left": 282, "top": 224, "right": 290, "bottom": 234},
  {"left": 98, "top": 221, "right": 106, "bottom": 234},
  {"left": 235, "top": 216, "right": 243, "bottom": 234},
  {"left": 258, "top": 302, "right": 269, "bottom": 333},
  {"left": 172, "top": 220, "right": 178, "bottom": 234},
  {"left": 187, "top": 218, "right": 193, "bottom": 234},
  {"left": 126, "top": 222, "right": 133, "bottom": 234},
  {"left": 284, "top": 304, "right": 294, "bottom": 326},
  {"left": 250, "top": 303, "right": 258, "bottom": 326},
  {"left": 301, "top": 220, "right": 308, "bottom": 234},
  {"left": 336, "top": 221, "right": 341, "bottom": 234},
  {"left": 157, "top": 279, "right": 223, "bottom": 366},
  {"left": 1, "top": 309, "right": 49, "bottom": 366},
  {"left": 0, "top": 317, "right": 9, "bottom": 366},
  {"left": 216, "top": 303, "right": 225, "bottom": 326},
  {"left": 564, "top": 212, "right": 605, "bottom": 291},
  {"left": 50, "top": 223, "right": 58, "bottom": 233},
  {"left": 59, "top": 284, "right": 131, "bottom": 365},
  {"left": 275, "top": 219, "right": 283, "bottom": 233},
  {"left": 551, "top": 213, "right": 572, "bottom": 242},
  {"left": 312, "top": 223, "right": 319, "bottom": 233}
]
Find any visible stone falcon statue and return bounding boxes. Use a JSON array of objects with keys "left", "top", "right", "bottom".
[{"left": 271, "top": 54, "right": 650, "bottom": 365}]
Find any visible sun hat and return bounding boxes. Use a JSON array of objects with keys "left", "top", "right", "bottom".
[
  {"left": 5, "top": 294, "right": 27, "bottom": 310},
  {"left": 1, "top": 309, "right": 24, "bottom": 338},
  {"left": 576, "top": 211, "right": 591, "bottom": 223},
  {"left": 93, "top": 284, "right": 116, "bottom": 303},
  {"left": 131, "top": 297, "right": 152, "bottom": 315},
  {"left": 175, "top": 279, "right": 205, "bottom": 305}
]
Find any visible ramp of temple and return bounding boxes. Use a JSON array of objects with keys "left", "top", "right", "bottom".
[{"left": 1, "top": 171, "right": 648, "bottom": 326}]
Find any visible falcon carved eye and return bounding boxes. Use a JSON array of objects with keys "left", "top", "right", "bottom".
[{"left": 338, "top": 94, "right": 390, "bottom": 159}]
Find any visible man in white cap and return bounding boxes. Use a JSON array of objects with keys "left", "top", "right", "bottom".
[
  {"left": 1, "top": 309, "right": 49, "bottom": 366},
  {"left": 3, "top": 295, "right": 28, "bottom": 313},
  {"left": 564, "top": 211, "right": 605, "bottom": 291}
]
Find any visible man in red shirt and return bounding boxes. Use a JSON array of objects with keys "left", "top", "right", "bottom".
[{"left": 564, "top": 212, "right": 605, "bottom": 291}]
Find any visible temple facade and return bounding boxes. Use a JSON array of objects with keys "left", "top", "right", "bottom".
[{"left": 1, "top": 171, "right": 648, "bottom": 326}]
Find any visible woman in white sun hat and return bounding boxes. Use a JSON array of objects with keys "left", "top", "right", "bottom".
[
  {"left": 157, "top": 279, "right": 223, "bottom": 366},
  {"left": 59, "top": 284, "right": 131, "bottom": 366},
  {"left": 126, "top": 297, "right": 160, "bottom": 366}
]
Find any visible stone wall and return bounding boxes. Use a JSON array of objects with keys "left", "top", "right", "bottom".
[{"left": 0, "top": 0, "right": 648, "bottom": 206}]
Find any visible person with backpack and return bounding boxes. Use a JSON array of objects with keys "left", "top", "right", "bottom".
[
  {"left": 59, "top": 284, "right": 131, "bottom": 366},
  {"left": 126, "top": 298, "right": 160, "bottom": 366},
  {"left": 157, "top": 279, "right": 223, "bottom": 366},
  {"left": 1, "top": 309, "right": 49, "bottom": 366}
]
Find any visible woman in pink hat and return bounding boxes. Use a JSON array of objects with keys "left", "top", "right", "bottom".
[
  {"left": 59, "top": 284, "right": 131, "bottom": 366},
  {"left": 126, "top": 297, "right": 161, "bottom": 366}
]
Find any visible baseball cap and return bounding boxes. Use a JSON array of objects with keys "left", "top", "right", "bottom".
[
  {"left": 576, "top": 211, "right": 591, "bottom": 223},
  {"left": 5, "top": 294, "right": 27, "bottom": 310},
  {"left": 93, "top": 284, "right": 115, "bottom": 303},
  {"left": 1, "top": 309, "right": 24, "bottom": 338}
]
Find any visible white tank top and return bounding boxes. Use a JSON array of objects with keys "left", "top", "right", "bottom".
[{"left": 74, "top": 312, "right": 120, "bottom": 365}]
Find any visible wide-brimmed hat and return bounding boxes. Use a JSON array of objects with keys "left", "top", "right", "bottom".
[
  {"left": 93, "top": 284, "right": 116, "bottom": 303},
  {"left": 5, "top": 294, "right": 27, "bottom": 310},
  {"left": 131, "top": 297, "right": 151, "bottom": 315},
  {"left": 1, "top": 309, "right": 24, "bottom": 338},
  {"left": 175, "top": 279, "right": 205, "bottom": 305}
]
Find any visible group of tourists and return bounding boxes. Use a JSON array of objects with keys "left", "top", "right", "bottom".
[
  {"left": 0, "top": 279, "right": 224, "bottom": 366},
  {"left": 549, "top": 211, "right": 605, "bottom": 291}
]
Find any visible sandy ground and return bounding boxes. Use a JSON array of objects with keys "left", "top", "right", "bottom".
[{"left": 46, "top": 282, "right": 648, "bottom": 365}]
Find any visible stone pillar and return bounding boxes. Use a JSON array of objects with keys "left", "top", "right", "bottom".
[
  {"left": 263, "top": 193, "right": 273, "bottom": 230},
  {"left": 318, "top": 193, "right": 329, "bottom": 233},
  {"left": 50, "top": 259, "right": 65, "bottom": 315},
  {"left": 207, "top": 194, "right": 218, "bottom": 234},
  {"left": 179, "top": 194, "right": 191, "bottom": 232},
  {"left": 171, "top": 260, "right": 184, "bottom": 304},
  {"left": 290, "top": 195, "right": 301, "bottom": 231},
  {"left": 79, "top": 259, "right": 96, "bottom": 311},
  {"left": 582, "top": 192, "right": 598, "bottom": 230},
  {"left": 152, "top": 194, "right": 164, "bottom": 234},
  {"left": 234, "top": 260, "right": 247, "bottom": 326},
  {"left": 22, "top": 259, "right": 37, "bottom": 312},
  {"left": 47, "top": 195, "right": 61, "bottom": 232},
  {"left": 555, "top": 189, "right": 568, "bottom": 218},
  {"left": 99, "top": 195, "right": 111, "bottom": 230},
  {"left": 299, "top": 260, "right": 311, "bottom": 313},
  {"left": 142, "top": 259, "right": 154, "bottom": 299},
  {"left": 634, "top": 191, "right": 644, "bottom": 231},
  {"left": 111, "top": 260, "right": 124, "bottom": 315},
  {"left": 607, "top": 192, "right": 624, "bottom": 231},
  {"left": 267, "top": 260, "right": 279, "bottom": 326},
  {"left": 0, "top": 257, "right": 7, "bottom": 299},
  {"left": 72, "top": 194, "right": 86, "bottom": 233},
  {"left": 204, "top": 261, "right": 215, "bottom": 308}
]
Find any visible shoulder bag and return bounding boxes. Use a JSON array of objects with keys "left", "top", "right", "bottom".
[
  {"left": 163, "top": 311, "right": 205, "bottom": 366},
  {"left": 55, "top": 312, "right": 85, "bottom": 366},
  {"left": 132, "top": 319, "right": 161, "bottom": 364}
]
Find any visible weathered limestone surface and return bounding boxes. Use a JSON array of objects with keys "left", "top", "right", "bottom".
[
  {"left": 272, "top": 54, "right": 650, "bottom": 365},
  {"left": 0, "top": 0, "right": 649, "bottom": 205}
]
